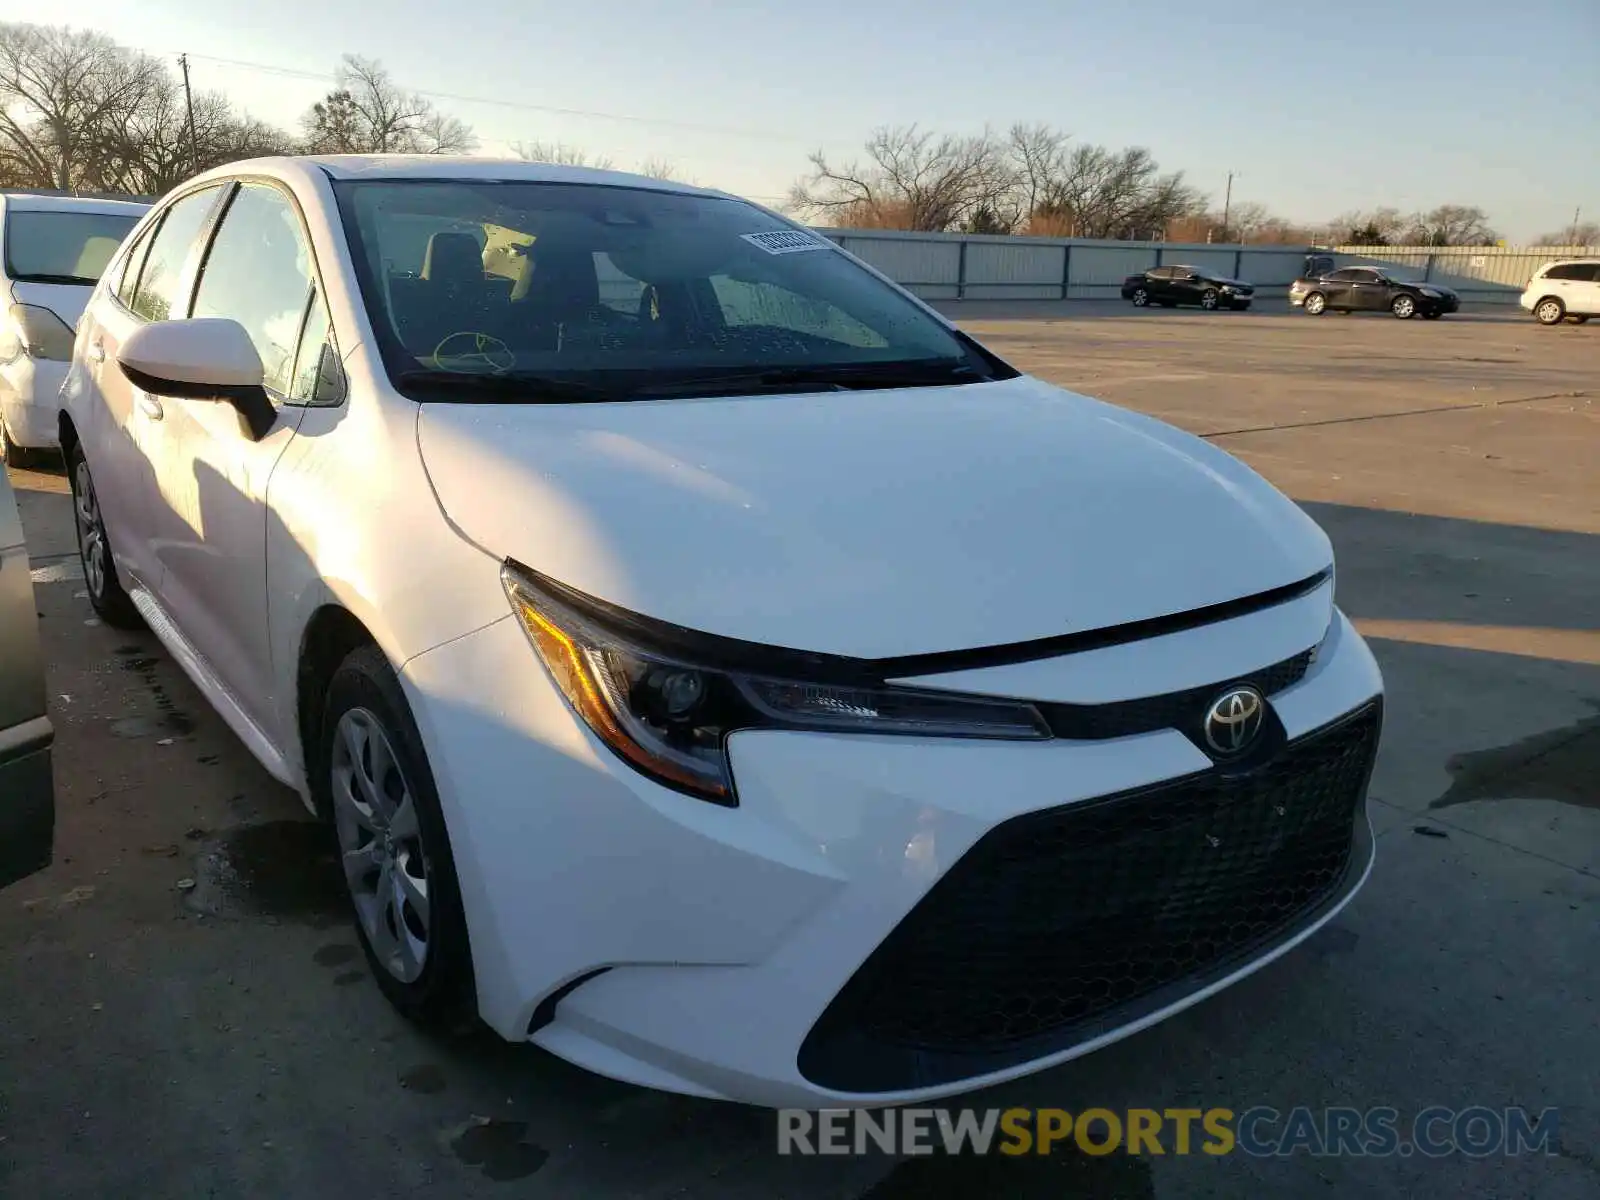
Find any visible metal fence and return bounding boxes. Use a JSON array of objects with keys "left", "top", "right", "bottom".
[
  {"left": 816, "top": 228, "right": 1599, "bottom": 307},
  {"left": 816, "top": 228, "right": 1311, "bottom": 302}
]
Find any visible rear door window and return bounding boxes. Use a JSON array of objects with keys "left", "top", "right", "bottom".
[{"left": 130, "top": 186, "right": 224, "bottom": 323}]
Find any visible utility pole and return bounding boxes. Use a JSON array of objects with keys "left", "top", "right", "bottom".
[
  {"left": 1570, "top": 205, "right": 1583, "bottom": 248},
  {"left": 1222, "top": 171, "right": 1234, "bottom": 242},
  {"left": 178, "top": 54, "right": 198, "bottom": 175}
]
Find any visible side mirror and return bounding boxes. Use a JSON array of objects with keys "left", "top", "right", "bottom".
[{"left": 117, "top": 318, "right": 275, "bottom": 440}]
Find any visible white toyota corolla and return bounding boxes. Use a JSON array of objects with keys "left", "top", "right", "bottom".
[{"left": 61, "top": 156, "right": 1382, "bottom": 1108}]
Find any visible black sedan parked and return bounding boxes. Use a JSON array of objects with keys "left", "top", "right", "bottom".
[
  {"left": 1289, "top": 265, "right": 1460, "bottom": 319},
  {"left": 1121, "top": 265, "right": 1255, "bottom": 310}
]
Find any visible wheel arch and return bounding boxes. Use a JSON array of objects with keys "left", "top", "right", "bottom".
[
  {"left": 57, "top": 411, "right": 80, "bottom": 460},
  {"left": 295, "top": 603, "right": 382, "bottom": 818}
]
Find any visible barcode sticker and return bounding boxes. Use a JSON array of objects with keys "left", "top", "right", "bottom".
[{"left": 741, "top": 230, "right": 829, "bottom": 255}]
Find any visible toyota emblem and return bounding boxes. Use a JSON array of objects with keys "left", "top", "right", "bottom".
[{"left": 1203, "top": 686, "right": 1265, "bottom": 755}]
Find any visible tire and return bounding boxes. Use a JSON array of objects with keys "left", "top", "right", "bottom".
[
  {"left": 1391, "top": 294, "right": 1417, "bottom": 319},
  {"left": 1566, "top": 314, "right": 1589, "bottom": 325},
  {"left": 67, "top": 443, "right": 142, "bottom": 629},
  {"left": 1131, "top": 287, "right": 1150, "bottom": 307},
  {"left": 1534, "top": 298, "right": 1564, "bottom": 326},
  {"left": 1303, "top": 292, "right": 1327, "bottom": 316},
  {"left": 0, "top": 417, "right": 37, "bottom": 469},
  {"left": 1200, "top": 288, "right": 1220, "bottom": 310},
  {"left": 316, "top": 644, "right": 476, "bottom": 1029},
  {"left": 1422, "top": 311, "right": 1442, "bottom": 320}
]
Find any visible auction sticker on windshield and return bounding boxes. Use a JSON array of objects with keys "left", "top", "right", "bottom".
[{"left": 741, "top": 230, "right": 831, "bottom": 254}]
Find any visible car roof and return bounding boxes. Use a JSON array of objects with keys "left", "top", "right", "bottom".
[
  {"left": 1, "top": 193, "right": 151, "bottom": 216},
  {"left": 1542, "top": 258, "right": 1600, "bottom": 267},
  {"left": 185, "top": 154, "right": 735, "bottom": 202}
]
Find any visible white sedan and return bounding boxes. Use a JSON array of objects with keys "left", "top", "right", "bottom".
[{"left": 60, "top": 156, "right": 1383, "bottom": 1109}]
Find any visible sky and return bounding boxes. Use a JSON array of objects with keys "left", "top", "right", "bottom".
[{"left": 5, "top": 0, "right": 1597, "bottom": 241}]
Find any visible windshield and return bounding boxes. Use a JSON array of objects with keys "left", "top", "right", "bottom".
[
  {"left": 333, "top": 180, "right": 1005, "bottom": 401},
  {"left": 4, "top": 209, "right": 141, "bottom": 285}
]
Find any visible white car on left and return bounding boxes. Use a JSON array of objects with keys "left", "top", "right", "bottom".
[{"left": 0, "top": 193, "right": 149, "bottom": 466}]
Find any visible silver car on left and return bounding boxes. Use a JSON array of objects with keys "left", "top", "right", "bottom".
[{"left": 0, "top": 462, "right": 52, "bottom": 889}]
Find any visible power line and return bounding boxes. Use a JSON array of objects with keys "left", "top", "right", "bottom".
[{"left": 173, "top": 51, "right": 817, "bottom": 146}]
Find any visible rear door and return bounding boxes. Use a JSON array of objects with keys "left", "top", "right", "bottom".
[
  {"left": 1318, "top": 268, "right": 1356, "bottom": 308},
  {"left": 1142, "top": 266, "right": 1172, "bottom": 300},
  {"left": 76, "top": 185, "right": 227, "bottom": 592},
  {"left": 1564, "top": 263, "right": 1600, "bottom": 314}
]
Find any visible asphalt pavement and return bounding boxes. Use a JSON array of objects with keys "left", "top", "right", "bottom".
[{"left": 1, "top": 304, "right": 1596, "bottom": 1198}]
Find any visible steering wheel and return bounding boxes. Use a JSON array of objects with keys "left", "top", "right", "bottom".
[{"left": 428, "top": 331, "right": 516, "bottom": 374}]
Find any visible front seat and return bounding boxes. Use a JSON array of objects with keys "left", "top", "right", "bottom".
[{"left": 396, "top": 232, "right": 505, "bottom": 351}]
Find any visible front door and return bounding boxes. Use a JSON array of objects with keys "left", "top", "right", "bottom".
[
  {"left": 139, "top": 182, "right": 320, "bottom": 729},
  {"left": 74, "top": 185, "right": 226, "bottom": 593},
  {"left": 1346, "top": 269, "right": 1388, "bottom": 311}
]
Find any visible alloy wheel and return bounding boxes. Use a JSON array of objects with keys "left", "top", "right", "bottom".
[
  {"left": 1132, "top": 288, "right": 1149, "bottom": 306},
  {"left": 1201, "top": 289, "right": 1219, "bottom": 310},
  {"left": 1305, "top": 293, "right": 1326, "bottom": 315},
  {"left": 1536, "top": 300, "right": 1564, "bottom": 325},
  {"left": 332, "top": 708, "right": 433, "bottom": 983},
  {"left": 1393, "top": 295, "right": 1416, "bottom": 319},
  {"left": 73, "top": 461, "right": 107, "bottom": 599}
]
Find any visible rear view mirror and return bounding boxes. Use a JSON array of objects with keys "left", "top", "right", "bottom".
[{"left": 117, "top": 318, "right": 275, "bottom": 440}]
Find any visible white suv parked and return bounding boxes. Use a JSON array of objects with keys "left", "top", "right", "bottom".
[
  {"left": 1521, "top": 259, "right": 1600, "bottom": 325},
  {"left": 0, "top": 193, "right": 148, "bottom": 464}
]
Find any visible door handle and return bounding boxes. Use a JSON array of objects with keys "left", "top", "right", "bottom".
[
  {"left": 136, "top": 394, "right": 164, "bottom": 421},
  {"left": 89, "top": 340, "right": 106, "bottom": 364}
]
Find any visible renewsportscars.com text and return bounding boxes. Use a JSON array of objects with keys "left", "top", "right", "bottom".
[{"left": 777, "top": 1106, "right": 1559, "bottom": 1159}]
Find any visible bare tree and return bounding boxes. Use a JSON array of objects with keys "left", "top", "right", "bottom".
[
  {"left": 1005, "top": 123, "right": 1069, "bottom": 230},
  {"left": 637, "top": 156, "right": 697, "bottom": 184},
  {"left": 1408, "top": 204, "right": 1497, "bottom": 246},
  {"left": 1332, "top": 207, "right": 1409, "bottom": 245},
  {"left": 93, "top": 78, "right": 290, "bottom": 194},
  {"left": 788, "top": 125, "right": 1017, "bottom": 233},
  {"left": 510, "top": 140, "right": 615, "bottom": 169},
  {"left": 1534, "top": 221, "right": 1600, "bottom": 247},
  {"left": 301, "top": 56, "right": 474, "bottom": 154},
  {"left": 0, "top": 23, "right": 166, "bottom": 190},
  {"left": 1031, "top": 143, "right": 1202, "bottom": 239}
]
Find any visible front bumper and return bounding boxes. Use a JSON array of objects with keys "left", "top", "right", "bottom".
[
  {"left": 403, "top": 595, "right": 1383, "bottom": 1108},
  {"left": 0, "top": 357, "right": 69, "bottom": 449}
]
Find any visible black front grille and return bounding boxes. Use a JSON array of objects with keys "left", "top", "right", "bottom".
[
  {"left": 1039, "top": 647, "right": 1313, "bottom": 742},
  {"left": 799, "top": 701, "right": 1381, "bottom": 1093}
]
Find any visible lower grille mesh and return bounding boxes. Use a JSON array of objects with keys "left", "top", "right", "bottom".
[{"left": 799, "top": 702, "right": 1381, "bottom": 1091}]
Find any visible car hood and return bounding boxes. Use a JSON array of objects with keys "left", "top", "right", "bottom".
[
  {"left": 10, "top": 280, "right": 93, "bottom": 328},
  {"left": 417, "top": 375, "right": 1332, "bottom": 658},
  {"left": 1212, "top": 276, "right": 1253, "bottom": 288}
]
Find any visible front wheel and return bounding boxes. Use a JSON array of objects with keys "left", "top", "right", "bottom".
[
  {"left": 1303, "top": 292, "right": 1327, "bottom": 316},
  {"left": 318, "top": 645, "right": 476, "bottom": 1029},
  {"left": 67, "top": 444, "right": 142, "bottom": 629},
  {"left": 1131, "top": 287, "right": 1150, "bottom": 307},
  {"left": 1534, "top": 298, "right": 1565, "bottom": 325},
  {"left": 1200, "top": 288, "right": 1220, "bottom": 310},
  {"left": 1391, "top": 294, "right": 1417, "bottom": 319}
]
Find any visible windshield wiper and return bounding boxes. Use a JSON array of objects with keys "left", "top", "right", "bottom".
[
  {"left": 627, "top": 358, "right": 986, "bottom": 400},
  {"left": 15, "top": 272, "right": 97, "bottom": 286},
  {"left": 391, "top": 369, "right": 617, "bottom": 403}
]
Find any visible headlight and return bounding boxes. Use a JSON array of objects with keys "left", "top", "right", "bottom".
[
  {"left": 3, "top": 304, "right": 76, "bottom": 362},
  {"left": 1417, "top": 287, "right": 1440, "bottom": 298},
  {"left": 1220, "top": 285, "right": 1235, "bottom": 293},
  {"left": 502, "top": 563, "right": 1049, "bottom": 803}
]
